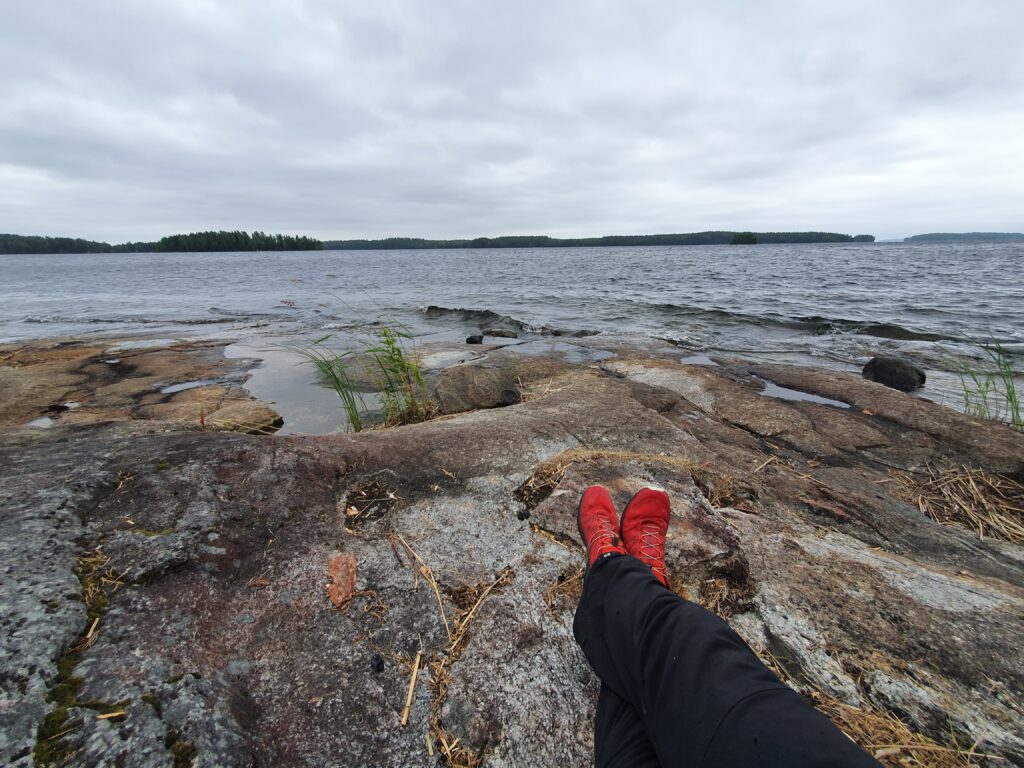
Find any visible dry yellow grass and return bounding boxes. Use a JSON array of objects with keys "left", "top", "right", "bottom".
[
  {"left": 896, "top": 465, "right": 1024, "bottom": 544},
  {"left": 760, "top": 653, "right": 992, "bottom": 766},
  {"left": 393, "top": 533, "right": 512, "bottom": 767}
]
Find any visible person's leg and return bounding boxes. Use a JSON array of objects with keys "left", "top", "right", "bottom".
[
  {"left": 574, "top": 555, "right": 878, "bottom": 768},
  {"left": 593, "top": 684, "right": 660, "bottom": 768}
]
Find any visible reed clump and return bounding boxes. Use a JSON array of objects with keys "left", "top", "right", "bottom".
[
  {"left": 958, "top": 341, "right": 1021, "bottom": 431},
  {"left": 290, "top": 325, "right": 435, "bottom": 432}
]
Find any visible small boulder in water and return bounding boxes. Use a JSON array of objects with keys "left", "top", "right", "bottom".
[
  {"left": 862, "top": 356, "right": 926, "bottom": 392},
  {"left": 483, "top": 328, "right": 518, "bottom": 339},
  {"left": 466, "top": 335, "right": 484, "bottom": 345}
]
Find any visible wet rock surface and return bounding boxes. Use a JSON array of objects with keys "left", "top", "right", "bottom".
[
  {"left": 2, "top": 335, "right": 1023, "bottom": 767},
  {"left": 0, "top": 338, "right": 282, "bottom": 435}
]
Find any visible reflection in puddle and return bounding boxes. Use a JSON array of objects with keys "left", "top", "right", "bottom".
[
  {"left": 757, "top": 378, "right": 850, "bottom": 409},
  {"left": 225, "top": 342, "right": 379, "bottom": 435}
]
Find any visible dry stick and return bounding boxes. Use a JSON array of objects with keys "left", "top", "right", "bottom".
[
  {"left": 752, "top": 455, "right": 776, "bottom": 474},
  {"left": 450, "top": 573, "right": 506, "bottom": 652},
  {"left": 394, "top": 532, "right": 452, "bottom": 640},
  {"left": 400, "top": 649, "right": 422, "bottom": 727}
]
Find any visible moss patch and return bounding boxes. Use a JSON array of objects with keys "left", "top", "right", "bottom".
[
  {"left": 33, "top": 550, "right": 122, "bottom": 767},
  {"left": 165, "top": 728, "right": 198, "bottom": 768}
]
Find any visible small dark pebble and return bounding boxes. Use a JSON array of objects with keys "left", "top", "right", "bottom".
[
  {"left": 466, "top": 335, "right": 483, "bottom": 344},
  {"left": 370, "top": 654, "right": 385, "bottom": 674},
  {"left": 516, "top": 509, "right": 531, "bottom": 520}
]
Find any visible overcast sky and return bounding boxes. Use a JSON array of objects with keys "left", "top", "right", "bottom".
[{"left": 1, "top": 1, "right": 1022, "bottom": 242}]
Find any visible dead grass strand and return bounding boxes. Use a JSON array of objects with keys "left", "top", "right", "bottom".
[{"left": 895, "top": 465, "right": 1024, "bottom": 544}]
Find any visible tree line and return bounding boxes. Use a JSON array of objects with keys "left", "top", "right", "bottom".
[
  {"left": 903, "top": 232, "right": 1024, "bottom": 243},
  {"left": 0, "top": 230, "right": 323, "bottom": 254},
  {"left": 323, "top": 231, "right": 875, "bottom": 250}
]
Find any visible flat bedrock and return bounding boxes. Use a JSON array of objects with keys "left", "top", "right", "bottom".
[{"left": 2, "top": 335, "right": 1022, "bottom": 767}]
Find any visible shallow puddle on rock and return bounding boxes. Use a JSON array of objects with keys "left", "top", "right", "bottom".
[
  {"left": 27, "top": 416, "right": 55, "bottom": 428},
  {"left": 680, "top": 353, "right": 719, "bottom": 366},
  {"left": 225, "top": 341, "right": 380, "bottom": 435},
  {"left": 757, "top": 378, "right": 850, "bottom": 409},
  {"left": 105, "top": 338, "right": 185, "bottom": 352},
  {"left": 160, "top": 379, "right": 219, "bottom": 395},
  {"left": 418, "top": 349, "right": 482, "bottom": 370},
  {"left": 508, "top": 339, "right": 614, "bottom": 364}
]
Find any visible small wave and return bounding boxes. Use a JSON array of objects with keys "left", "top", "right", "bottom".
[
  {"left": 419, "top": 304, "right": 533, "bottom": 331},
  {"left": 24, "top": 314, "right": 234, "bottom": 326},
  {"left": 795, "top": 316, "right": 949, "bottom": 342},
  {"left": 208, "top": 306, "right": 295, "bottom": 320},
  {"left": 637, "top": 302, "right": 955, "bottom": 342}
]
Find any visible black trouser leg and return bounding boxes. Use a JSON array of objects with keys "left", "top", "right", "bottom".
[
  {"left": 594, "top": 684, "right": 660, "bottom": 768},
  {"left": 574, "top": 554, "right": 879, "bottom": 768}
]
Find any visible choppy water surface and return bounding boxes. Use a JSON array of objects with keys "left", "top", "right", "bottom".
[{"left": 2, "top": 242, "right": 1021, "bottom": 419}]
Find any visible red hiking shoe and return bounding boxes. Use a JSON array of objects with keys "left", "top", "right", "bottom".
[
  {"left": 620, "top": 487, "right": 671, "bottom": 587},
  {"left": 577, "top": 485, "right": 626, "bottom": 567}
]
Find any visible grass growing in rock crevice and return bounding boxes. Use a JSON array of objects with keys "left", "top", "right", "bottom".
[
  {"left": 366, "top": 326, "right": 434, "bottom": 427},
  {"left": 34, "top": 550, "right": 125, "bottom": 767},
  {"left": 958, "top": 341, "right": 1022, "bottom": 431}
]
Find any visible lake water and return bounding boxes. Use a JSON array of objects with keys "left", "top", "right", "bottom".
[{"left": 3, "top": 242, "right": 1022, "bottom": 425}]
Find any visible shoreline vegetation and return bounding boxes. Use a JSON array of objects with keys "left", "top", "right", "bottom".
[
  {"left": 0, "top": 230, "right": 323, "bottom": 254},
  {"left": 321, "top": 231, "right": 877, "bottom": 249},
  {"left": 4, "top": 229, "right": 1024, "bottom": 255},
  {"left": 903, "top": 232, "right": 1024, "bottom": 243},
  {"left": 1, "top": 229, "right": 876, "bottom": 254}
]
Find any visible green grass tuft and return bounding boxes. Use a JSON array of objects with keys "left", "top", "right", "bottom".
[
  {"left": 290, "top": 324, "right": 435, "bottom": 431},
  {"left": 958, "top": 341, "right": 1022, "bottom": 431},
  {"left": 286, "top": 337, "right": 366, "bottom": 431}
]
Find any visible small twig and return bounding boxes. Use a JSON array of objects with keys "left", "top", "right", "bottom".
[
  {"left": 394, "top": 532, "right": 452, "bottom": 640},
  {"left": 752, "top": 456, "right": 777, "bottom": 474},
  {"left": 388, "top": 528, "right": 405, "bottom": 567},
  {"left": 400, "top": 649, "right": 422, "bottom": 727}
]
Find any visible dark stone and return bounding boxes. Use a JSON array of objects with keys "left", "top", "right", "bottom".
[
  {"left": 482, "top": 328, "right": 518, "bottom": 339},
  {"left": 465, "top": 335, "right": 484, "bottom": 345},
  {"left": 862, "top": 356, "right": 926, "bottom": 392}
]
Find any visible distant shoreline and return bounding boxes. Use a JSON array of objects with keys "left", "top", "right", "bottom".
[
  {"left": 1, "top": 229, "right": 874, "bottom": 255},
  {"left": 5, "top": 229, "right": 1023, "bottom": 255},
  {"left": 902, "top": 232, "right": 1024, "bottom": 244}
]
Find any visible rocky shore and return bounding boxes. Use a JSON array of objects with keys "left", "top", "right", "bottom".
[{"left": 2, "top": 334, "right": 1023, "bottom": 767}]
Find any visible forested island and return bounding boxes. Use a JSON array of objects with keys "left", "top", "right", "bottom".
[
  {"left": 0, "top": 230, "right": 323, "bottom": 254},
  {"left": 324, "top": 231, "right": 875, "bottom": 249},
  {"left": 903, "top": 232, "right": 1024, "bottom": 243},
  {"left": 0, "top": 229, "right": 877, "bottom": 254}
]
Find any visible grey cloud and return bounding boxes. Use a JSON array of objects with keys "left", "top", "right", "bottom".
[{"left": 1, "top": 0, "right": 1023, "bottom": 242}]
